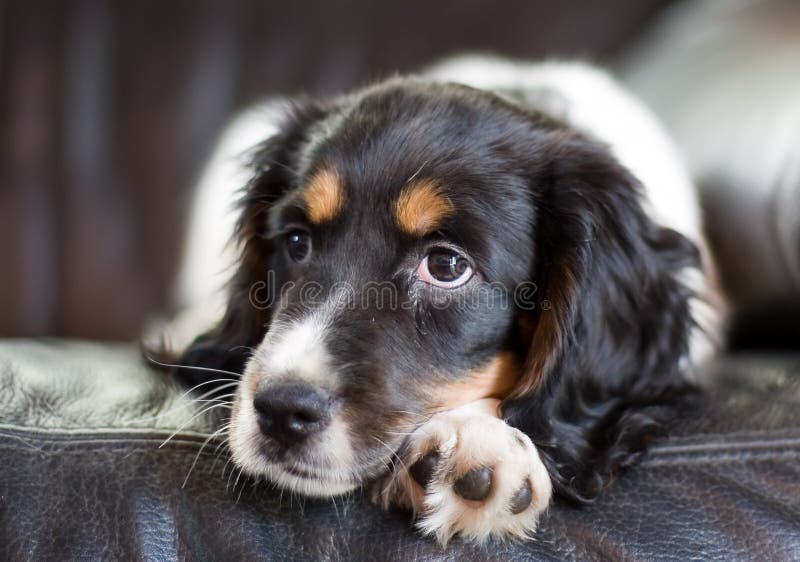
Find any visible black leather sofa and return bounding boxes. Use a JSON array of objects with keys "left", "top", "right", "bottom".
[{"left": 2, "top": 341, "right": 799, "bottom": 560}]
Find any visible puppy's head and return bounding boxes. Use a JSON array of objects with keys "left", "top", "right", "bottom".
[{"left": 180, "top": 79, "right": 700, "bottom": 498}]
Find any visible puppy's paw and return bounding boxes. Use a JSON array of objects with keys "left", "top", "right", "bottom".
[{"left": 372, "top": 399, "right": 552, "bottom": 545}]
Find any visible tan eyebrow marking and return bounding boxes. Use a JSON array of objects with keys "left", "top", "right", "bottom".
[
  {"left": 301, "top": 168, "right": 344, "bottom": 224},
  {"left": 395, "top": 179, "right": 454, "bottom": 236}
]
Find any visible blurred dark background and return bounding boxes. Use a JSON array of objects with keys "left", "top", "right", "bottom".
[
  {"left": 3, "top": 0, "right": 799, "bottom": 344},
  {"left": 0, "top": 0, "right": 673, "bottom": 339}
]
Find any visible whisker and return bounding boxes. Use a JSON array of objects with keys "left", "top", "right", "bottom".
[
  {"left": 331, "top": 491, "right": 341, "bottom": 522},
  {"left": 372, "top": 451, "right": 393, "bottom": 476},
  {"left": 386, "top": 409, "right": 431, "bottom": 421},
  {"left": 234, "top": 469, "right": 246, "bottom": 503},
  {"left": 227, "top": 465, "right": 237, "bottom": 492},
  {"left": 209, "top": 433, "right": 231, "bottom": 474},
  {"left": 124, "top": 382, "right": 240, "bottom": 426},
  {"left": 144, "top": 355, "right": 243, "bottom": 380},
  {"left": 182, "top": 426, "right": 229, "bottom": 488},
  {"left": 214, "top": 435, "right": 232, "bottom": 458},
  {"left": 372, "top": 436, "right": 408, "bottom": 479},
  {"left": 181, "top": 378, "right": 240, "bottom": 394},
  {"left": 193, "top": 392, "right": 236, "bottom": 405},
  {"left": 383, "top": 432, "right": 417, "bottom": 440},
  {"left": 186, "top": 387, "right": 237, "bottom": 405},
  {"left": 406, "top": 160, "right": 429, "bottom": 184},
  {"left": 159, "top": 403, "right": 230, "bottom": 448},
  {"left": 222, "top": 457, "right": 236, "bottom": 486}
]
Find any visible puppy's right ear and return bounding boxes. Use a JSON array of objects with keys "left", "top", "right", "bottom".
[{"left": 171, "top": 100, "right": 331, "bottom": 392}]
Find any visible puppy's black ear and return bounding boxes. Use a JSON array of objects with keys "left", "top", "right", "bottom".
[
  {"left": 503, "top": 134, "right": 703, "bottom": 502},
  {"left": 172, "top": 101, "right": 330, "bottom": 393}
]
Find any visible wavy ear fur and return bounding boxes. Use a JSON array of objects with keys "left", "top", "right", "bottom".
[
  {"left": 172, "top": 101, "right": 329, "bottom": 391},
  {"left": 503, "top": 134, "right": 701, "bottom": 502}
]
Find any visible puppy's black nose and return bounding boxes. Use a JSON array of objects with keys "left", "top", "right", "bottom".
[{"left": 253, "top": 383, "right": 332, "bottom": 445}]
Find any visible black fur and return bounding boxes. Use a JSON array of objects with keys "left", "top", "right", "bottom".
[
  {"left": 173, "top": 77, "right": 703, "bottom": 502},
  {"left": 499, "top": 137, "right": 701, "bottom": 501}
]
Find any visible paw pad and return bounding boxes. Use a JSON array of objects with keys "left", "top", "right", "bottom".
[
  {"left": 509, "top": 480, "right": 532, "bottom": 514},
  {"left": 453, "top": 466, "right": 493, "bottom": 501},
  {"left": 409, "top": 451, "right": 440, "bottom": 488}
]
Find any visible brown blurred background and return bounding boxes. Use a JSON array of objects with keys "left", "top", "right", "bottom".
[{"left": 1, "top": 0, "right": 677, "bottom": 339}]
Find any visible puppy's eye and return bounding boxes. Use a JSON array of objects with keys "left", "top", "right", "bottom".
[
  {"left": 285, "top": 230, "right": 312, "bottom": 263},
  {"left": 417, "top": 250, "right": 473, "bottom": 288}
]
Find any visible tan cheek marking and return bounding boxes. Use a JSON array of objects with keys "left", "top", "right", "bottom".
[
  {"left": 301, "top": 168, "right": 344, "bottom": 224},
  {"left": 395, "top": 179, "right": 453, "bottom": 236},
  {"left": 434, "top": 352, "right": 521, "bottom": 411}
]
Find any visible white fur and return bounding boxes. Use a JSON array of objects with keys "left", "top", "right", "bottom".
[
  {"left": 373, "top": 399, "right": 552, "bottom": 545},
  {"left": 257, "top": 314, "right": 338, "bottom": 390}
]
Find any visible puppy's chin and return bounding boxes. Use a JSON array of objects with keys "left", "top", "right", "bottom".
[
  {"left": 243, "top": 459, "right": 361, "bottom": 498},
  {"left": 227, "top": 421, "right": 362, "bottom": 497},
  {"left": 268, "top": 471, "right": 360, "bottom": 498}
]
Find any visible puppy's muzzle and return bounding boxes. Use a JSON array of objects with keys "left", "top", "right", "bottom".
[{"left": 253, "top": 382, "right": 332, "bottom": 446}]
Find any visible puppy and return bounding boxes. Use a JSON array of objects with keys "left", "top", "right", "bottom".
[{"left": 162, "top": 56, "right": 724, "bottom": 544}]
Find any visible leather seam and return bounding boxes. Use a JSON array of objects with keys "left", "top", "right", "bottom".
[{"left": 2, "top": 428, "right": 800, "bottom": 466}]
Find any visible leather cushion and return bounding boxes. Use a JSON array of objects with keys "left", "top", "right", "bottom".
[{"left": 1, "top": 341, "right": 799, "bottom": 560}]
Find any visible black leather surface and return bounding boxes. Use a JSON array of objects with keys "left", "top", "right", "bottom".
[{"left": 1, "top": 341, "right": 799, "bottom": 561}]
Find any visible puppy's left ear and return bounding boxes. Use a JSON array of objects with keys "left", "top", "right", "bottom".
[
  {"left": 169, "top": 101, "right": 331, "bottom": 393},
  {"left": 503, "top": 133, "right": 705, "bottom": 501}
]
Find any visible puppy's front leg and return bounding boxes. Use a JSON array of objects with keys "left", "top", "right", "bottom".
[{"left": 372, "top": 399, "right": 552, "bottom": 545}]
